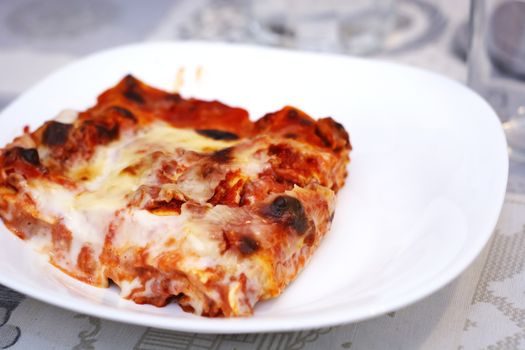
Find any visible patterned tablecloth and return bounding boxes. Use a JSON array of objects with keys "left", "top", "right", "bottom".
[{"left": 0, "top": 1, "right": 523, "bottom": 349}]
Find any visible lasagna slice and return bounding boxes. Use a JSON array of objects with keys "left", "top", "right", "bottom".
[{"left": 0, "top": 75, "right": 351, "bottom": 316}]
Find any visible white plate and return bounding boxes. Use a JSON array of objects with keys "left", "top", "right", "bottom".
[{"left": 0, "top": 42, "right": 508, "bottom": 334}]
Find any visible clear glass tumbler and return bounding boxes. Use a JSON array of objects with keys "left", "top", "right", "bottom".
[
  {"left": 250, "top": 0, "right": 396, "bottom": 55},
  {"left": 468, "top": 0, "right": 525, "bottom": 161}
]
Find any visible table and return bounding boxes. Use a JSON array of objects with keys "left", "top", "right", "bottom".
[{"left": 1, "top": 1, "right": 523, "bottom": 349}]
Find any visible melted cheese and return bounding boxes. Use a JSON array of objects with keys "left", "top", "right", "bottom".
[
  {"left": 75, "top": 122, "right": 240, "bottom": 203},
  {"left": 54, "top": 109, "right": 78, "bottom": 124},
  {"left": 112, "top": 209, "right": 186, "bottom": 249},
  {"left": 233, "top": 141, "right": 271, "bottom": 177},
  {"left": 119, "top": 277, "right": 142, "bottom": 297},
  {"left": 28, "top": 183, "right": 111, "bottom": 268},
  {"left": 24, "top": 120, "right": 277, "bottom": 315},
  {"left": 127, "top": 123, "right": 239, "bottom": 154},
  {"left": 27, "top": 122, "right": 241, "bottom": 272}
]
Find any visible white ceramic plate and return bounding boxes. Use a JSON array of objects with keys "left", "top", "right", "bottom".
[{"left": 0, "top": 42, "right": 508, "bottom": 334}]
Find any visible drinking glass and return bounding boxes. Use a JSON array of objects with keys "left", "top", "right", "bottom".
[
  {"left": 468, "top": 0, "right": 525, "bottom": 161},
  {"left": 250, "top": 0, "right": 397, "bottom": 55}
]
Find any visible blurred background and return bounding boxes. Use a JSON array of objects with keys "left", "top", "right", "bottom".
[{"left": 0, "top": 0, "right": 468, "bottom": 109}]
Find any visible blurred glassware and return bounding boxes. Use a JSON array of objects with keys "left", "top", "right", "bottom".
[
  {"left": 174, "top": 0, "right": 251, "bottom": 42},
  {"left": 468, "top": 0, "right": 525, "bottom": 161},
  {"left": 250, "top": 0, "right": 397, "bottom": 55}
]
